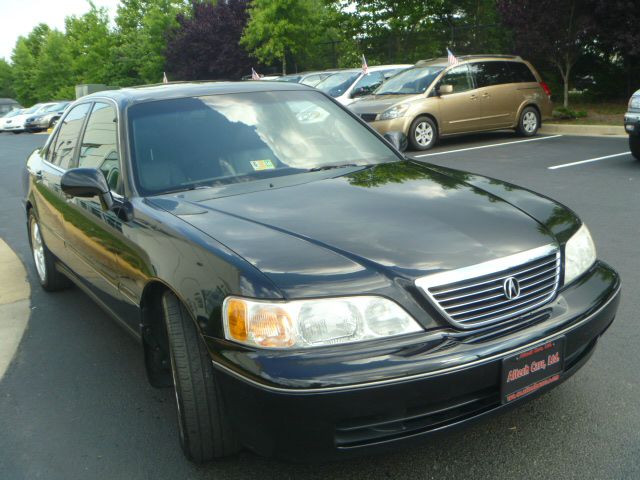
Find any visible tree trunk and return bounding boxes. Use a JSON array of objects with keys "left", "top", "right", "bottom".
[{"left": 282, "top": 51, "right": 287, "bottom": 76}]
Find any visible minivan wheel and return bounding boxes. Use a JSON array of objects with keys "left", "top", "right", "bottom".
[
  {"left": 517, "top": 107, "right": 540, "bottom": 136},
  {"left": 630, "top": 136, "right": 640, "bottom": 160},
  {"left": 28, "top": 212, "right": 70, "bottom": 291},
  {"left": 409, "top": 116, "right": 438, "bottom": 151},
  {"left": 162, "top": 292, "right": 239, "bottom": 463}
]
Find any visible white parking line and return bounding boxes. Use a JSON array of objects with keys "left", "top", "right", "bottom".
[
  {"left": 413, "top": 134, "right": 563, "bottom": 158},
  {"left": 548, "top": 152, "right": 631, "bottom": 170}
]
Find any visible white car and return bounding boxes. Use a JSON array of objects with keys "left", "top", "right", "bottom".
[
  {"left": 0, "top": 108, "right": 24, "bottom": 132},
  {"left": 2, "top": 103, "right": 56, "bottom": 133},
  {"left": 315, "top": 65, "right": 412, "bottom": 106}
]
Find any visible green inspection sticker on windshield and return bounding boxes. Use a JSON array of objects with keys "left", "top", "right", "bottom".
[{"left": 250, "top": 159, "right": 276, "bottom": 171}]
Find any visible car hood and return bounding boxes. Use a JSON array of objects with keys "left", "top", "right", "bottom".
[
  {"left": 349, "top": 94, "right": 422, "bottom": 115},
  {"left": 148, "top": 161, "right": 559, "bottom": 299}
]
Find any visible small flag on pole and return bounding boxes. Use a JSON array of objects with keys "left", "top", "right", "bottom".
[
  {"left": 251, "top": 68, "right": 261, "bottom": 80},
  {"left": 361, "top": 54, "right": 369, "bottom": 75},
  {"left": 162, "top": 72, "right": 168, "bottom": 84},
  {"left": 447, "top": 48, "right": 459, "bottom": 66}
]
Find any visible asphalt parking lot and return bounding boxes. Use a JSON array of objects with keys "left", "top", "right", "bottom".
[{"left": 0, "top": 130, "right": 637, "bottom": 480}]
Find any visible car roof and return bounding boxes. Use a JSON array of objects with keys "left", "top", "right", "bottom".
[
  {"left": 79, "top": 81, "right": 316, "bottom": 109},
  {"left": 415, "top": 55, "right": 524, "bottom": 67}
]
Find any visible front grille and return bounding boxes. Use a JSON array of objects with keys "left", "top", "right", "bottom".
[
  {"left": 360, "top": 113, "right": 377, "bottom": 122},
  {"left": 416, "top": 245, "right": 560, "bottom": 329}
]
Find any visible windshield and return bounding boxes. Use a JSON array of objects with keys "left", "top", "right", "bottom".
[
  {"left": 43, "top": 102, "right": 68, "bottom": 113},
  {"left": 375, "top": 66, "right": 444, "bottom": 95},
  {"left": 22, "top": 104, "right": 43, "bottom": 114},
  {"left": 316, "top": 71, "right": 360, "bottom": 97},
  {"left": 2, "top": 109, "right": 22, "bottom": 118},
  {"left": 275, "top": 75, "right": 302, "bottom": 83},
  {"left": 128, "top": 90, "right": 399, "bottom": 195}
]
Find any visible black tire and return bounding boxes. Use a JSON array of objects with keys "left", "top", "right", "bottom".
[
  {"left": 28, "top": 211, "right": 70, "bottom": 291},
  {"left": 409, "top": 116, "right": 438, "bottom": 151},
  {"left": 162, "top": 292, "right": 238, "bottom": 463},
  {"left": 516, "top": 106, "right": 540, "bottom": 137},
  {"left": 630, "top": 136, "right": 640, "bottom": 160}
]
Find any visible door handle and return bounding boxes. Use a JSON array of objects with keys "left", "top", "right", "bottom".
[
  {"left": 470, "top": 94, "right": 478, "bottom": 100},
  {"left": 482, "top": 92, "right": 490, "bottom": 98},
  {"left": 33, "top": 170, "right": 43, "bottom": 180}
]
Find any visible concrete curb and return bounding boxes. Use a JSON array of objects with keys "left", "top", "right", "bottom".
[
  {"left": 0, "top": 239, "right": 30, "bottom": 381},
  {"left": 541, "top": 123, "right": 627, "bottom": 137}
]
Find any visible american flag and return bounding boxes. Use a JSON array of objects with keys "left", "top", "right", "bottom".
[
  {"left": 361, "top": 54, "right": 369, "bottom": 75},
  {"left": 162, "top": 72, "right": 168, "bottom": 84},
  {"left": 447, "top": 48, "right": 459, "bottom": 66},
  {"left": 251, "top": 68, "right": 261, "bottom": 80}
]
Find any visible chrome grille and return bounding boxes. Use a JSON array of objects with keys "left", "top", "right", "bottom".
[{"left": 415, "top": 245, "right": 560, "bottom": 329}]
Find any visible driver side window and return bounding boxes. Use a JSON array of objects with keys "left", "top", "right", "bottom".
[
  {"left": 77, "top": 102, "right": 121, "bottom": 194},
  {"left": 440, "top": 65, "right": 473, "bottom": 93}
]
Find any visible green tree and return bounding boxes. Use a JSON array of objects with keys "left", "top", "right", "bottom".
[
  {"left": 65, "top": 4, "right": 116, "bottom": 86},
  {"left": 34, "top": 30, "right": 74, "bottom": 100},
  {"left": 11, "top": 38, "right": 38, "bottom": 105},
  {"left": 0, "top": 59, "right": 14, "bottom": 98},
  {"left": 241, "top": 0, "right": 328, "bottom": 74},
  {"left": 113, "top": 0, "right": 188, "bottom": 85},
  {"left": 11, "top": 23, "right": 52, "bottom": 105}
]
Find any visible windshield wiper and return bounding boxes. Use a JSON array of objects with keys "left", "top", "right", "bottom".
[{"left": 308, "top": 163, "right": 363, "bottom": 172}]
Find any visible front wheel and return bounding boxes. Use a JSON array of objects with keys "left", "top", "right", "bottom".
[
  {"left": 409, "top": 116, "right": 438, "bottom": 151},
  {"left": 630, "top": 136, "right": 640, "bottom": 160},
  {"left": 517, "top": 106, "right": 540, "bottom": 136},
  {"left": 162, "top": 292, "right": 239, "bottom": 463}
]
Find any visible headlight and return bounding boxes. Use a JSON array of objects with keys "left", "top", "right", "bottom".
[
  {"left": 629, "top": 96, "right": 640, "bottom": 109},
  {"left": 564, "top": 224, "right": 596, "bottom": 285},
  {"left": 223, "top": 296, "right": 423, "bottom": 349},
  {"left": 379, "top": 104, "right": 410, "bottom": 121}
]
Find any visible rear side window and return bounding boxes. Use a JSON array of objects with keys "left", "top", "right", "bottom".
[
  {"left": 50, "top": 103, "right": 91, "bottom": 169},
  {"left": 471, "top": 61, "right": 513, "bottom": 88},
  {"left": 77, "top": 102, "right": 121, "bottom": 193},
  {"left": 508, "top": 62, "right": 537, "bottom": 83}
]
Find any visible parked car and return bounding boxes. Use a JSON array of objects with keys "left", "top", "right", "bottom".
[
  {"left": 23, "top": 82, "right": 619, "bottom": 464},
  {"left": 274, "top": 71, "right": 335, "bottom": 87},
  {"left": 349, "top": 55, "right": 553, "bottom": 150},
  {"left": 624, "top": 89, "right": 640, "bottom": 159},
  {"left": 24, "top": 101, "right": 71, "bottom": 132},
  {"left": 0, "top": 108, "right": 24, "bottom": 132},
  {"left": 315, "top": 65, "right": 412, "bottom": 106},
  {"left": 3, "top": 102, "right": 56, "bottom": 133},
  {"left": 0, "top": 98, "right": 21, "bottom": 116}
]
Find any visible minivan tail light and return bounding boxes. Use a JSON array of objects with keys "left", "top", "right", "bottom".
[{"left": 540, "top": 82, "right": 552, "bottom": 98}]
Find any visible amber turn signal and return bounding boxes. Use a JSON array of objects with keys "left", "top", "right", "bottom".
[{"left": 226, "top": 298, "right": 248, "bottom": 341}]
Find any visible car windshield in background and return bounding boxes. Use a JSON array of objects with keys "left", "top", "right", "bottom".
[
  {"left": 375, "top": 66, "right": 444, "bottom": 95},
  {"left": 42, "top": 102, "right": 68, "bottom": 113},
  {"left": 128, "top": 90, "right": 398, "bottom": 195},
  {"left": 316, "top": 71, "right": 360, "bottom": 97},
  {"left": 275, "top": 75, "right": 302, "bottom": 83},
  {"left": 2, "top": 109, "right": 21, "bottom": 118},
  {"left": 22, "top": 104, "right": 42, "bottom": 114}
]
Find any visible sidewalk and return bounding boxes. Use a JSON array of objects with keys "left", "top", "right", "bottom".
[{"left": 541, "top": 123, "right": 626, "bottom": 137}]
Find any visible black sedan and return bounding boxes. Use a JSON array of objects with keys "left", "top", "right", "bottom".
[{"left": 23, "top": 82, "right": 620, "bottom": 464}]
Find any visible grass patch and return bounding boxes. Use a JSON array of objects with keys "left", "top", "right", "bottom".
[{"left": 548, "top": 100, "right": 626, "bottom": 125}]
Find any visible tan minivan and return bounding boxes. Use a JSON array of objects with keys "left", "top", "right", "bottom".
[{"left": 348, "top": 55, "right": 553, "bottom": 150}]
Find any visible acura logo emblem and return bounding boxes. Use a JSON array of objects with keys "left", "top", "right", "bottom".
[{"left": 503, "top": 277, "right": 521, "bottom": 300}]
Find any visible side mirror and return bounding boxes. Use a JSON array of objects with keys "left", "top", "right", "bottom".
[
  {"left": 439, "top": 84, "right": 454, "bottom": 95},
  {"left": 61, "top": 167, "right": 113, "bottom": 211},
  {"left": 351, "top": 87, "right": 368, "bottom": 98},
  {"left": 383, "top": 131, "right": 408, "bottom": 152}
]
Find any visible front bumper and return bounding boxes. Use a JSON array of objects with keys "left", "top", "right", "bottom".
[
  {"left": 624, "top": 112, "right": 640, "bottom": 136},
  {"left": 208, "top": 261, "right": 620, "bottom": 461}
]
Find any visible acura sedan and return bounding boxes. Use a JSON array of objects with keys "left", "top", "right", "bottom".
[{"left": 23, "top": 82, "right": 620, "bottom": 464}]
